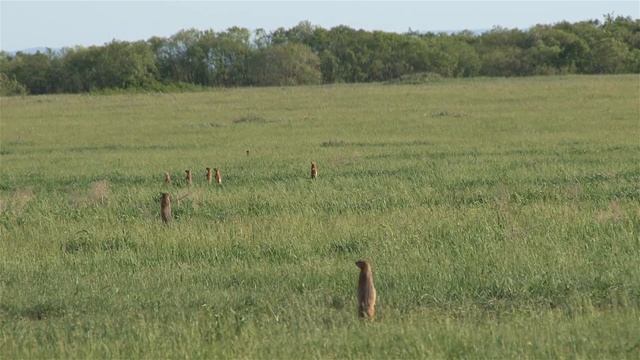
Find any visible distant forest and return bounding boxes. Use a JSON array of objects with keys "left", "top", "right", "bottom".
[{"left": 1, "top": 15, "right": 638, "bottom": 95}]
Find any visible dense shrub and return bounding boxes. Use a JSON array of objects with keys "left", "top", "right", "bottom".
[{"left": 0, "top": 73, "right": 28, "bottom": 96}]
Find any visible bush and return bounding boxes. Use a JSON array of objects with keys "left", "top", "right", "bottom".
[{"left": 0, "top": 73, "right": 28, "bottom": 96}]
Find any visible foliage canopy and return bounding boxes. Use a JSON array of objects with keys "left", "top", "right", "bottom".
[{"left": 1, "top": 16, "right": 638, "bottom": 94}]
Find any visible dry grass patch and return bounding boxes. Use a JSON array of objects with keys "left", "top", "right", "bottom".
[
  {"left": 89, "top": 180, "right": 110, "bottom": 204},
  {"left": 0, "top": 188, "right": 35, "bottom": 215},
  {"left": 595, "top": 200, "right": 626, "bottom": 224},
  {"left": 69, "top": 180, "right": 111, "bottom": 207}
]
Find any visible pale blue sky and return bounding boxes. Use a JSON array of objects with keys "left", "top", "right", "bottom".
[{"left": 1, "top": 1, "right": 638, "bottom": 52}]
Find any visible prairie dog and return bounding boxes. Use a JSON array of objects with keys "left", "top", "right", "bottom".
[
  {"left": 311, "top": 161, "right": 318, "bottom": 179},
  {"left": 185, "top": 170, "right": 192, "bottom": 186},
  {"left": 164, "top": 172, "right": 171, "bottom": 185},
  {"left": 206, "top": 167, "right": 212, "bottom": 184},
  {"left": 160, "top": 193, "right": 172, "bottom": 223},
  {"left": 246, "top": 150, "right": 250, "bottom": 156},
  {"left": 356, "top": 260, "right": 376, "bottom": 319},
  {"left": 215, "top": 168, "right": 222, "bottom": 184}
]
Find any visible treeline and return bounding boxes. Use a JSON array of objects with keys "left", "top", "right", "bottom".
[{"left": 1, "top": 15, "right": 638, "bottom": 95}]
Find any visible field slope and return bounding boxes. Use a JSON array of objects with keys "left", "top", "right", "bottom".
[{"left": 1, "top": 75, "right": 639, "bottom": 358}]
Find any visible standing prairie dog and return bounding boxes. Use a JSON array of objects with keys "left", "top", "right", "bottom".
[
  {"left": 160, "top": 193, "right": 172, "bottom": 223},
  {"left": 311, "top": 161, "right": 318, "bottom": 179},
  {"left": 215, "top": 168, "right": 222, "bottom": 184},
  {"left": 164, "top": 172, "right": 171, "bottom": 185},
  {"left": 356, "top": 260, "right": 376, "bottom": 319},
  {"left": 185, "top": 170, "right": 192, "bottom": 186},
  {"left": 206, "top": 167, "right": 212, "bottom": 184},
  {"left": 246, "top": 149, "right": 250, "bottom": 156}
]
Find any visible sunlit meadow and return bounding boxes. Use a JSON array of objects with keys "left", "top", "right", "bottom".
[{"left": 1, "top": 75, "right": 639, "bottom": 358}]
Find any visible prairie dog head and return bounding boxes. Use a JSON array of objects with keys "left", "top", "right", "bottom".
[
  {"left": 161, "top": 192, "right": 171, "bottom": 204},
  {"left": 355, "top": 260, "right": 371, "bottom": 271}
]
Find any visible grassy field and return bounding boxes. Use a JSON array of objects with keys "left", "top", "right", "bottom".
[{"left": 1, "top": 75, "right": 639, "bottom": 358}]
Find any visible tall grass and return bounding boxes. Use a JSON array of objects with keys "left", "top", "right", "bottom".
[{"left": 1, "top": 75, "right": 639, "bottom": 358}]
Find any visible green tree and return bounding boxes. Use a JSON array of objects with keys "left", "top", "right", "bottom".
[
  {"left": 248, "top": 43, "right": 321, "bottom": 86},
  {"left": 480, "top": 46, "right": 532, "bottom": 76},
  {"left": 2, "top": 51, "right": 57, "bottom": 94},
  {"left": 319, "top": 50, "right": 339, "bottom": 83},
  {"left": 96, "top": 41, "right": 158, "bottom": 88},
  {"left": 589, "top": 38, "right": 630, "bottom": 73},
  {"left": 204, "top": 28, "right": 251, "bottom": 86},
  {"left": 153, "top": 29, "right": 201, "bottom": 84},
  {"left": 61, "top": 41, "right": 157, "bottom": 91}
]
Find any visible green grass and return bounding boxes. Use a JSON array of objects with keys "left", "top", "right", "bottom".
[{"left": 1, "top": 75, "right": 639, "bottom": 358}]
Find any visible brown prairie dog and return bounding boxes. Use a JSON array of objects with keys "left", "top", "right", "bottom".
[
  {"left": 356, "top": 260, "right": 376, "bottom": 319},
  {"left": 206, "top": 167, "right": 212, "bottom": 184},
  {"left": 215, "top": 168, "right": 222, "bottom": 184},
  {"left": 160, "top": 193, "right": 172, "bottom": 223},
  {"left": 164, "top": 172, "right": 171, "bottom": 185},
  {"left": 185, "top": 170, "right": 192, "bottom": 186},
  {"left": 246, "top": 149, "right": 250, "bottom": 156},
  {"left": 311, "top": 161, "right": 318, "bottom": 179}
]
